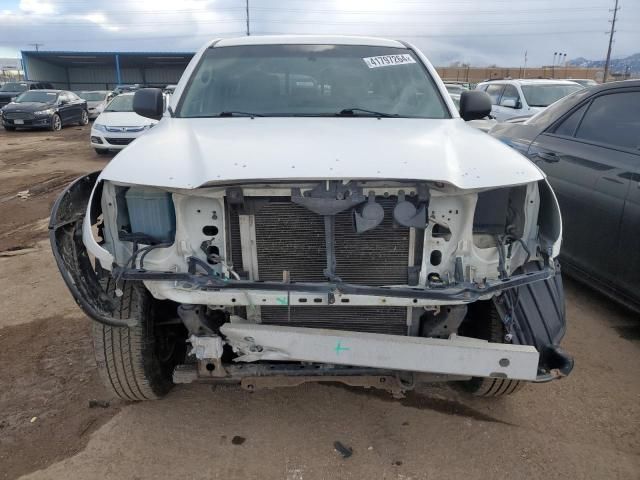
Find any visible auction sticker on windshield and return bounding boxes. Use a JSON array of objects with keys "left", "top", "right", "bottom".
[{"left": 363, "top": 54, "right": 416, "bottom": 68}]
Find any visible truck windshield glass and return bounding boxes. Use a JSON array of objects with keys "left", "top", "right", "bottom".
[
  {"left": 15, "top": 91, "right": 58, "bottom": 103},
  {"left": 1, "top": 83, "right": 28, "bottom": 92},
  {"left": 105, "top": 95, "right": 134, "bottom": 112},
  {"left": 521, "top": 84, "right": 583, "bottom": 108},
  {"left": 178, "top": 44, "right": 450, "bottom": 118}
]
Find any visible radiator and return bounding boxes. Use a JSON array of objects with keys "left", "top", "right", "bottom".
[
  {"left": 227, "top": 197, "right": 411, "bottom": 335},
  {"left": 260, "top": 306, "right": 407, "bottom": 335}
]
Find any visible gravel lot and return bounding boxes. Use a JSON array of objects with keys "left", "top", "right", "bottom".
[{"left": 0, "top": 126, "right": 638, "bottom": 480}]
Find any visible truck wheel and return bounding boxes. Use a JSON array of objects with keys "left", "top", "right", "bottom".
[
  {"left": 458, "top": 301, "right": 523, "bottom": 397},
  {"left": 91, "top": 279, "right": 186, "bottom": 401}
]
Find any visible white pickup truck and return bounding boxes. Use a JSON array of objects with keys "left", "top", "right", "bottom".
[{"left": 50, "top": 35, "right": 573, "bottom": 401}]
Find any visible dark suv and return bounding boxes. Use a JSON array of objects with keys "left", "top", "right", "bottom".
[{"left": 0, "top": 81, "right": 54, "bottom": 109}]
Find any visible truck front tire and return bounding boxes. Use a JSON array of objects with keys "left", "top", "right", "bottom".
[
  {"left": 92, "top": 279, "right": 186, "bottom": 401},
  {"left": 459, "top": 301, "right": 523, "bottom": 397}
]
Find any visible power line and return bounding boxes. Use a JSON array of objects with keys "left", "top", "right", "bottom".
[
  {"left": 248, "top": 29, "right": 617, "bottom": 38},
  {"left": 256, "top": 0, "right": 629, "bottom": 5},
  {"left": 0, "top": 7, "right": 246, "bottom": 15},
  {"left": 0, "top": 29, "right": 614, "bottom": 47},
  {"left": 603, "top": 0, "right": 620, "bottom": 82},
  {"left": 249, "top": 6, "right": 608, "bottom": 15},
  {"left": 1, "top": 17, "right": 605, "bottom": 28},
  {"left": 250, "top": 18, "right": 605, "bottom": 27},
  {"left": 2, "top": 5, "right": 612, "bottom": 18},
  {"left": 2, "top": 19, "right": 246, "bottom": 27}
]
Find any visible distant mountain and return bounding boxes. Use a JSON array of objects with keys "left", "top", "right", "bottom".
[{"left": 569, "top": 53, "right": 640, "bottom": 75}]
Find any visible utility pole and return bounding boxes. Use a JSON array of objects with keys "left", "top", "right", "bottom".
[
  {"left": 28, "top": 43, "right": 43, "bottom": 52},
  {"left": 523, "top": 50, "right": 528, "bottom": 78},
  {"left": 603, "top": 0, "right": 620, "bottom": 83},
  {"left": 245, "top": 0, "right": 250, "bottom": 36}
]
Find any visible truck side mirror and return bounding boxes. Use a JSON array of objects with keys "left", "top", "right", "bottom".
[
  {"left": 459, "top": 90, "right": 492, "bottom": 121},
  {"left": 134, "top": 88, "right": 164, "bottom": 121}
]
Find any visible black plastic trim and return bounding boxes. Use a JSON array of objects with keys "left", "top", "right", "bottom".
[
  {"left": 116, "top": 265, "right": 555, "bottom": 302},
  {"left": 49, "top": 172, "right": 135, "bottom": 327}
]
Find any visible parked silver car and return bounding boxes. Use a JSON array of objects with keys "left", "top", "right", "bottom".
[
  {"left": 476, "top": 79, "right": 583, "bottom": 122},
  {"left": 77, "top": 91, "right": 115, "bottom": 119}
]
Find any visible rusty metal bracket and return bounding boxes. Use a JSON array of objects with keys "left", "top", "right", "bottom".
[{"left": 240, "top": 375, "right": 406, "bottom": 398}]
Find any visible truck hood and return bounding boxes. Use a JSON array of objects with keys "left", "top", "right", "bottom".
[{"left": 100, "top": 117, "right": 544, "bottom": 190}]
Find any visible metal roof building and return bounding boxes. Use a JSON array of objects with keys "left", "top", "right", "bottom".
[{"left": 21, "top": 51, "right": 195, "bottom": 90}]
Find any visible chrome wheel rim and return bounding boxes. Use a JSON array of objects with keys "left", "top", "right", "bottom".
[
  {"left": 81, "top": 111, "right": 88, "bottom": 124},
  {"left": 53, "top": 116, "right": 61, "bottom": 130}
]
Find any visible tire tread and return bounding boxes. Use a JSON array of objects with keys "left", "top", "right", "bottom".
[
  {"left": 462, "top": 302, "right": 524, "bottom": 398},
  {"left": 91, "top": 280, "right": 167, "bottom": 401}
]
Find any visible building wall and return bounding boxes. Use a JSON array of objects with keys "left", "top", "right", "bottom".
[
  {"left": 436, "top": 66, "right": 603, "bottom": 84},
  {"left": 22, "top": 53, "right": 191, "bottom": 91},
  {"left": 66, "top": 66, "right": 183, "bottom": 90},
  {"left": 68, "top": 66, "right": 116, "bottom": 90},
  {"left": 144, "top": 67, "right": 185, "bottom": 85},
  {"left": 24, "top": 56, "right": 67, "bottom": 87}
]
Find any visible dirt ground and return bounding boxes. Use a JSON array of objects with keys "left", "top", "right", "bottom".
[{"left": 0, "top": 127, "right": 638, "bottom": 480}]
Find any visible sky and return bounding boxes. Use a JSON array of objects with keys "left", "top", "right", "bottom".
[{"left": 0, "top": 0, "right": 638, "bottom": 67}]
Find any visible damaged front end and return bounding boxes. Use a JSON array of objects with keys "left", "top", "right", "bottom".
[{"left": 50, "top": 173, "right": 573, "bottom": 394}]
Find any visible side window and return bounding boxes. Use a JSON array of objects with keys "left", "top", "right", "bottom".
[
  {"left": 500, "top": 85, "right": 520, "bottom": 107},
  {"left": 553, "top": 103, "right": 588, "bottom": 137},
  {"left": 485, "top": 84, "right": 505, "bottom": 105},
  {"left": 575, "top": 92, "right": 640, "bottom": 150}
]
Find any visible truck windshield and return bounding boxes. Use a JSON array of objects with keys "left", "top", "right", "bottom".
[{"left": 178, "top": 44, "right": 450, "bottom": 118}]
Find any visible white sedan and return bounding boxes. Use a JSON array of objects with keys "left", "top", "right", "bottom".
[{"left": 90, "top": 92, "right": 164, "bottom": 154}]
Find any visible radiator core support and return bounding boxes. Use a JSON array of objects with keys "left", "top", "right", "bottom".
[{"left": 229, "top": 195, "right": 414, "bottom": 334}]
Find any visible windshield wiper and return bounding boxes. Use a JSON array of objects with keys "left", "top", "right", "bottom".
[
  {"left": 337, "top": 108, "right": 398, "bottom": 118},
  {"left": 218, "top": 111, "right": 264, "bottom": 117}
]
